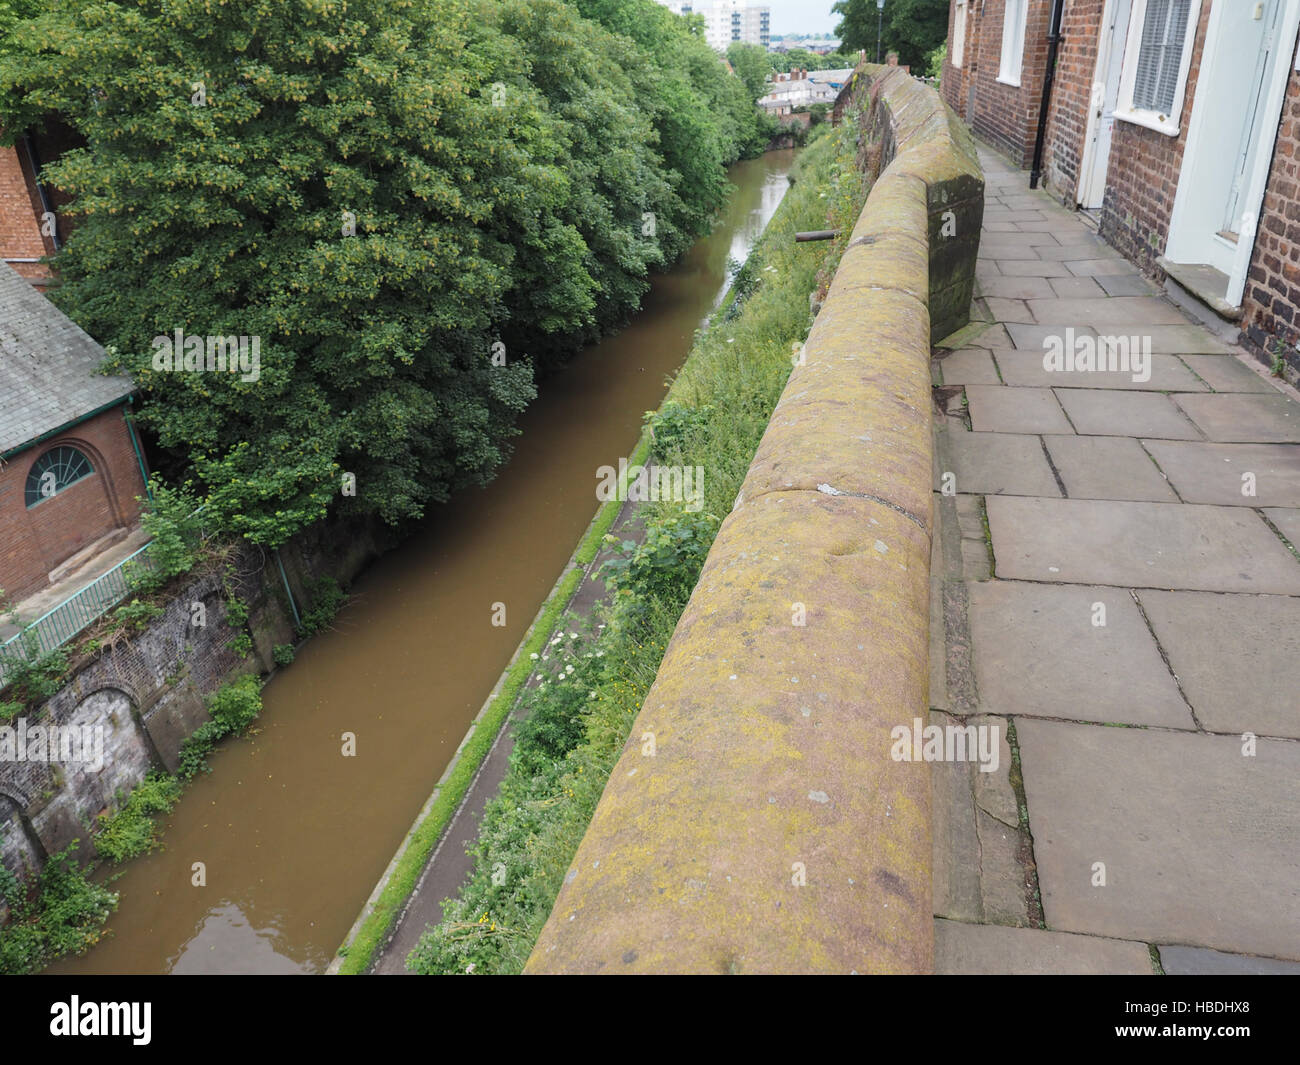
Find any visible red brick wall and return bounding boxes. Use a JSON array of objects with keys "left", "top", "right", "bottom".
[
  {"left": 967, "top": 0, "right": 1053, "bottom": 167},
  {"left": 0, "top": 407, "right": 147, "bottom": 602},
  {"left": 1098, "top": 0, "right": 1210, "bottom": 275},
  {"left": 942, "top": 0, "right": 983, "bottom": 119},
  {"left": 1041, "top": 0, "right": 1106, "bottom": 203},
  {"left": 1241, "top": 61, "right": 1300, "bottom": 376},
  {"left": 0, "top": 138, "right": 52, "bottom": 284}
]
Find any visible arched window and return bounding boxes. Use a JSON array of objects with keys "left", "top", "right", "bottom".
[{"left": 25, "top": 445, "right": 94, "bottom": 507}]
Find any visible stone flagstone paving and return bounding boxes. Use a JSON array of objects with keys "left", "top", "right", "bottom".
[{"left": 927, "top": 146, "right": 1300, "bottom": 975}]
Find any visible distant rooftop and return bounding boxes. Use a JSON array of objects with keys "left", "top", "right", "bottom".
[
  {"left": 806, "top": 68, "right": 855, "bottom": 83},
  {"left": 0, "top": 262, "right": 134, "bottom": 456}
]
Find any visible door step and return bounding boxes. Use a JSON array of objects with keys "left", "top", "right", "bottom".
[{"left": 1156, "top": 257, "right": 1243, "bottom": 343}]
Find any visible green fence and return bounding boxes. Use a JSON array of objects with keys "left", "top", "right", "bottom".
[
  {"left": 0, "top": 543, "right": 158, "bottom": 683},
  {"left": 0, "top": 505, "right": 209, "bottom": 685}
]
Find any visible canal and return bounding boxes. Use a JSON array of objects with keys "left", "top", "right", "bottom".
[{"left": 54, "top": 148, "right": 796, "bottom": 974}]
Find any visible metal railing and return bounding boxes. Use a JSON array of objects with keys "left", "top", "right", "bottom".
[
  {"left": 0, "top": 546, "right": 157, "bottom": 683},
  {"left": 0, "top": 506, "right": 204, "bottom": 685}
]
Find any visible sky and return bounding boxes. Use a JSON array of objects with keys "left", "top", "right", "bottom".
[{"left": 765, "top": 0, "right": 841, "bottom": 37}]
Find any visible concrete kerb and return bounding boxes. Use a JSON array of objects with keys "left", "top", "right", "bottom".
[{"left": 525, "top": 73, "right": 982, "bottom": 974}]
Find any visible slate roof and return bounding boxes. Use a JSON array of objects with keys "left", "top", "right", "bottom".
[
  {"left": 806, "top": 68, "right": 855, "bottom": 88},
  {"left": 0, "top": 261, "right": 134, "bottom": 456}
]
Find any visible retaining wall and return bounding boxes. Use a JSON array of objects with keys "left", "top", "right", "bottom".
[
  {"left": 525, "top": 67, "right": 982, "bottom": 975},
  {"left": 0, "top": 515, "right": 386, "bottom": 916}
]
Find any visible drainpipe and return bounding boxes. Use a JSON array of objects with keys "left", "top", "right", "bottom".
[
  {"left": 275, "top": 548, "right": 302, "bottom": 631},
  {"left": 124, "top": 395, "right": 152, "bottom": 502},
  {"left": 1029, "top": 0, "right": 1066, "bottom": 190}
]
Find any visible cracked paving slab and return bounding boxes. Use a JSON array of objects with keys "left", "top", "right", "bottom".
[
  {"left": 985, "top": 496, "right": 1300, "bottom": 594},
  {"left": 1015, "top": 719, "right": 1300, "bottom": 959},
  {"left": 968, "top": 581, "right": 1193, "bottom": 728}
]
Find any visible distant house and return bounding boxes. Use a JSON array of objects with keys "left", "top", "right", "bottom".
[
  {"left": 759, "top": 68, "right": 842, "bottom": 115},
  {"left": 0, "top": 262, "right": 149, "bottom": 603},
  {"left": 806, "top": 67, "right": 857, "bottom": 92},
  {"left": 942, "top": 0, "right": 1300, "bottom": 375}
]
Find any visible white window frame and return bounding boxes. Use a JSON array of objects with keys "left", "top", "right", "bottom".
[
  {"left": 997, "top": 0, "right": 1029, "bottom": 86},
  {"left": 953, "top": 0, "right": 969, "bottom": 69},
  {"left": 1114, "top": 0, "right": 1202, "bottom": 136}
]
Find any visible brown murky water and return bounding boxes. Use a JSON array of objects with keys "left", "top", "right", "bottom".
[{"left": 52, "top": 149, "right": 795, "bottom": 974}]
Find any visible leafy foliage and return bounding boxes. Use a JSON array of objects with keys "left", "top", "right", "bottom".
[
  {"left": 93, "top": 771, "right": 183, "bottom": 864},
  {"left": 769, "top": 49, "right": 859, "bottom": 74},
  {"left": 0, "top": 843, "right": 118, "bottom": 975},
  {"left": 926, "top": 41, "right": 947, "bottom": 81},
  {"left": 207, "top": 673, "right": 263, "bottom": 733},
  {"left": 177, "top": 674, "right": 263, "bottom": 779},
  {"left": 0, "top": 0, "right": 767, "bottom": 544},
  {"left": 601, "top": 510, "right": 718, "bottom": 608},
  {"left": 125, "top": 478, "right": 205, "bottom": 594},
  {"left": 645, "top": 400, "right": 714, "bottom": 457},
  {"left": 833, "top": 0, "right": 950, "bottom": 69},
  {"left": 726, "top": 42, "right": 771, "bottom": 102},
  {"left": 297, "top": 576, "right": 347, "bottom": 638},
  {"left": 111, "top": 598, "right": 164, "bottom": 632},
  {"left": 0, "top": 644, "right": 68, "bottom": 710}
]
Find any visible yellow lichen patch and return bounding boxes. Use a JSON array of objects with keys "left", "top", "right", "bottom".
[
  {"left": 741, "top": 284, "right": 933, "bottom": 527},
  {"left": 526, "top": 495, "right": 932, "bottom": 975}
]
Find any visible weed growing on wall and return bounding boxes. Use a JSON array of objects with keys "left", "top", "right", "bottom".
[
  {"left": 0, "top": 843, "right": 117, "bottom": 975},
  {"left": 297, "top": 577, "right": 348, "bottom": 639},
  {"left": 93, "top": 772, "right": 184, "bottom": 864},
  {"left": 176, "top": 675, "right": 264, "bottom": 781}
]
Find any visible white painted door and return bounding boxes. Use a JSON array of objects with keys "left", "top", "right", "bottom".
[
  {"left": 1167, "top": 0, "right": 1284, "bottom": 276},
  {"left": 1223, "top": 0, "right": 1285, "bottom": 237},
  {"left": 1079, "top": 0, "right": 1134, "bottom": 209}
]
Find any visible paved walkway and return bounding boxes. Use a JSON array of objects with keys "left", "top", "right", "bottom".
[
  {"left": 928, "top": 146, "right": 1300, "bottom": 975},
  {"left": 0, "top": 526, "right": 148, "bottom": 642}
]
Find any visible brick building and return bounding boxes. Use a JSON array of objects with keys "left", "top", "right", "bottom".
[
  {"left": 0, "top": 134, "right": 57, "bottom": 291},
  {"left": 943, "top": 0, "right": 1055, "bottom": 166},
  {"left": 943, "top": 0, "right": 1300, "bottom": 376},
  {"left": 0, "top": 262, "right": 149, "bottom": 603}
]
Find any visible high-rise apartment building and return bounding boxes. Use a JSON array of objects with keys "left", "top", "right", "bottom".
[{"left": 653, "top": 1, "right": 771, "bottom": 52}]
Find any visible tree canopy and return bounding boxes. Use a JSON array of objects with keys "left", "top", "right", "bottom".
[
  {"left": 0, "top": 0, "right": 767, "bottom": 545},
  {"left": 832, "top": 0, "right": 950, "bottom": 70},
  {"left": 769, "top": 49, "right": 858, "bottom": 74},
  {"left": 726, "top": 42, "right": 771, "bottom": 102}
]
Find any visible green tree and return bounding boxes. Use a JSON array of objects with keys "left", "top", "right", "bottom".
[
  {"left": 726, "top": 42, "right": 771, "bottom": 102},
  {"left": 0, "top": 0, "right": 764, "bottom": 545},
  {"left": 572, "top": 0, "right": 765, "bottom": 225},
  {"left": 926, "top": 40, "right": 947, "bottom": 81},
  {"left": 771, "top": 49, "right": 857, "bottom": 74},
  {"left": 0, "top": 0, "right": 39, "bottom": 51},
  {"left": 833, "top": 0, "right": 950, "bottom": 70},
  {"left": 1, "top": 0, "right": 553, "bottom": 540},
  {"left": 0, "top": 0, "right": 39, "bottom": 112}
]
